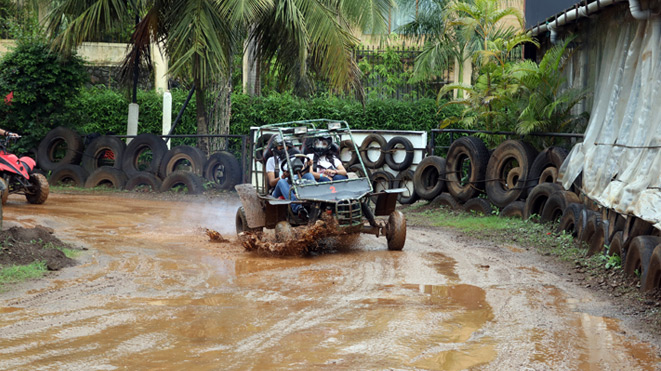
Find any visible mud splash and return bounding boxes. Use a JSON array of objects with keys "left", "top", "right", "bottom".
[{"left": 204, "top": 228, "right": 229, "bottom": 243}]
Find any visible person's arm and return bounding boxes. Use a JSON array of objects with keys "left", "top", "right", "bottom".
[
  {"left": 0, "top": 129, "right": 18, "bottom": 138},
  {"left": 266, "top": 158, "right": 280, "bottom": 187},
  {"left": 324, "top": 158, "right": 346, "bottom": 177}
]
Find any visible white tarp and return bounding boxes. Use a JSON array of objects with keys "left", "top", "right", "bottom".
[{"left": 559, "top": 17, "right": 661, "bottom": 230}]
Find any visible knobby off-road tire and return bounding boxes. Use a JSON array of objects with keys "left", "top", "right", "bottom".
[
  {"left": 500, "top": 201, "right": 526, "bottom": 219},
  {"left": 339, "top": 140, "right": 359, "bottom": 167},
  {"left": 84, "top": 166, "right": 128, "bottom": 190},
  {"left": 463, "top": 197, "right": 494, "bottom": 216},
  {"left": 540, "top": 190, "right": 580, "bottom": 224},
  {"left": 49, "top": 164, "right": 89, "bottom": 188},
  {"left": 37, "top": 126, "right": 84, "bottom": 171},
  {"left": 643, "top": 244, "right": 661, "bottom": 291},
  {"left": 160, "top": 170, "right": 205, "bottom": 194},
  {"left": 485, "top": 140, "right": 537, "bottom": 208},
  {"left": 386, "top": 210, "right": 406, "bottom": 251},
  {"left": 122, "top": 133, "right": 169, "bottom": 177},
  {"left": 359, "top": 134, "right": 387, "bottom": 169},
  {"left": 203, "top": 151, "right": 242, "bottom": 190},
  {"left": 523, "top": 183, "right": 563, "bottom": 222},
  {"left": 413, "top": 156, "right": 446, "bottom": 200},
  {"left": 81, "top": 135, "right": 126, "bottom": 173},
  {"left": 430, "top": 192, "right": 460, "bottom": 210},
  {"left": 396, "top": 169, "right": 419, "bottom": 205},
  {"left": 236, "top": 206, "right": 263, "bottom": 235},
  {"left": 159, "top": 145, "right": 207, "bottom": 178},
  {"left": 556, "top": 203, "right": 585, "bottom": 238},
  {"left": 125, "top": 172, "right": 163, "bottom": 192},
  {"left": 25, "top": 173, "right": 49, "bottom": 204},
  {"left": 384, "top": 136, "right": 414, "bottom": 171},
  {"left": 623, "top": 236, "right": 661, "bottom": 286},
  {"left": 445, "top": 137, "right": 490, "bottom": 203}
]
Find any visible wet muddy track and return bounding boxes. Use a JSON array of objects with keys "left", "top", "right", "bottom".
[{"left": 0, "top": 193, "right": 659, "bottom": 370}]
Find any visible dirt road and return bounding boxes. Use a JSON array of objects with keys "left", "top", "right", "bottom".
[{"left": 0, "top": 193, "right": 659, "bottom": 370}]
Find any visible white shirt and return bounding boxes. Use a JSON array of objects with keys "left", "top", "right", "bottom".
[
  {"left": 266, "top": 156, "right": 280, "bottom": 173},
  {"left": 308, "top": 154, "right": 341, "bottom": 171}
]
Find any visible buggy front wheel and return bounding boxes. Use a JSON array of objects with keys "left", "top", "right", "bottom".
[{"left": 386, "top": 210, "right": 406, "bottom": 251}]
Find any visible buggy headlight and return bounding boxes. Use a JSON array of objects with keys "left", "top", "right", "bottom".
[
  {"left": 327, "top": 122, "right": 342, "bottom": 131},
  {"left": 294, "top": 126, "right": 308, "bottom": 135}
]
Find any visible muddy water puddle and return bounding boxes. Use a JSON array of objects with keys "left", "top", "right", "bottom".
[{"left": 0, "top": 193, "right": 659, "bottom": 369}]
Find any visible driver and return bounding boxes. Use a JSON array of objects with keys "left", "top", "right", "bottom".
[
  {"left": 266, "top": 134, "right": 308, "bottom": 219},
  {"left": 307, "top": 135, "right": 347, "bottom": 182}
]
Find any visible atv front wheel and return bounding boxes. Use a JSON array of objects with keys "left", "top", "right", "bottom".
[
  {"left": 25, "top": 173, "right": 49, "bottom": 204},
  {"left": 386, "top": 210, "right": 406, "bottom": 251},
  {"left": 235, "top": 207, "right": 262, "bottom": 235}
]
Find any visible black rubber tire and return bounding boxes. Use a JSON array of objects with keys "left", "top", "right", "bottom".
[
  {"left": 159, "top": 145, "right": 207, "bottom": 178},
  {"left": 25, "top": 173, "right": 49, "bottom": 204},
  {"left": 623, "top": 236, "right": 661, "bottom": 285},
  {"left": 160, "top": 170, "right": 205, "bottom": 194},
  {"left": 370, "top": 170, "right": 394, "bottom": 193},
  {"left": 556, "top": 203, "right": 585, "bottom": 238},
  {"left": 643, "top": 245, "right": 661, "bottom": 291},
  {"left": 236, "top": 206, "right": 263, "bottom": 234},
  {"left": 84, "top": 166, "right": 128, "bottom": 189},
  {"left": 413, "top": 156, "right": 447, "bottom": 201},
  {"left": 608, "top": 231, "right": 625, "bottom": 261},
  {"left": 386, "top": 210, "right": 407, "bottom": 251},
  {"left": 485, "top": 140, "right": 537, "bottom": 208},
  {"left": 203, "top": 151, "right": 242, "bottom": 190},
  {"left": 254, "top": 134, "right": 273, "bottom": 163},
  {"left": 0, "top": 178, "right": 8, "bottom": 205},
  {"left": 384, "top": 136, "right": 414, "bottom": 171},
  {"left": 607, "top": 211, "right": 626, "bottom": 241},
  {"left": 500, "top": 201, "right": 526, "bottom": 219},
  {"left": 540, "top": 190, "right": 581, "bottom": 224},
  {"left": 359, "top": 134, "right": 387, "bottom": 169},
  {"left": 623, "top": 217, "right": 655, "bottom": 244},
  {"left": 527, "top": 146, "right": 568, "bottom": 191},
  {"left": 396, "top": 169, "right": 419, "bottom": 205},
  {"left": 430, "top": 192, "right": 460, "bottom": 210},
  {"left": 463, "top": 197, "right": 494, "bottom": 216},
  {"left": 348, "top": 164, "right": 371, "bottom": 179},
  {"left": 125, "top": 172, "right": 163, "bottom": 192},
  {"left": 339, "top": 140, "right": 359, "bottom": 167},
  {"left": 49, "top": 164, "right": 89, "bottom": 188},
  {"left": 37, "top": 126, "right": 84, "bottom": 171},
  {"left": 445, "top": 136, "right": 490, "bottom": 202},
  {"left": 586, "top": 217, "right": 609, "bottom": 256},
  {"left": 81, "top": 135, "right": 126, "bottom": 173},
  {"left": 122, "top": 133, "right": 169, "bottom": 177},
  {"left": 523, "top": 183, "right": 563, "bottom": 222}
]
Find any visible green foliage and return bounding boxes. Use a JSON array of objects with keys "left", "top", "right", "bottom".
[
  {"left": 599, "top": 252, "right": 622, "bottom": 270},
  {"left": 0, "top": 32, "right": 88, "bottom": 152},
  {"left": 0, "top": 261, "right": 47, "bottom": 286}
]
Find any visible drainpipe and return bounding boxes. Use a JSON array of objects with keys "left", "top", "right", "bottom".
[{"left": 629, "top": 0, "right": 652, "bottom": 20}]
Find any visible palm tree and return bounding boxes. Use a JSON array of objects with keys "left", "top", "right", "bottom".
[{"left": 43, "top": 0, "right": 393, "bottom": 153}]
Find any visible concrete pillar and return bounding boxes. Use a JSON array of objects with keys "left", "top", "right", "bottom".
[
  {"left": 127, "top": 103, "right": 139, "bottom": 144},
  {"left": 152, "top": 42, "right": 169, "bottom": 92},
  {"left": 162, "top": 91, "right": 172, "bottom": 149}
]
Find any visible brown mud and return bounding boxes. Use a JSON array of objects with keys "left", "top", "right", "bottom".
[{"left": 0, "top": 225, "right": 79, "bottom": 271}]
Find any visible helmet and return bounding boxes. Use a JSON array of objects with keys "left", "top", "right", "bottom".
[
  {"left": 312, "top": 136, "right": 332, "bottom": 156},
  {"left": 271, "top": 134, "right": 292, "bottom": 159}
]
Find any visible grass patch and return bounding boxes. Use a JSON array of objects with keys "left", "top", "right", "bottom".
[{"left": 0, "top": 261, "right": 47, "bottom": 286}]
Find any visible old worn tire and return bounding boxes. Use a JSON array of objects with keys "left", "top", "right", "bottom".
[
  {"left": 384, "top": 136, "right": 414, "bottom": 171},
  {"left": 539, "top": 167, "right": 559, "bottom": 184},
  {"left": 396, "top": 169, "right": 419, "bottom": 205},
  {"left": 463, "top": 197, "right": 494, "bottom": 216},
  {"left": 445, "top": 137, "right": 490, "bottom": 202},
  {"left": 540, "top": 190, "right": 580, "bottom": 224},
  {"left": 81, "top": 135, "right": 126, "bottom": 173},
  {"left": 623, "top": 236, "right": 661, "bottom": 285},
  {"left": 160, "top": 170, "right": 205, "bottom": 194},
  {"left": 25, "top": 173, "right": 49, "bottom": 204},
  {"left": 556, "top": 203, "right": 585, "bottom": 238},
  {"left": 413, "top": 156, "right": 447, "bottom": 201},
  {"left": 586, "top": 217, "right": 609, "bottom": 256},
  {"left": 607, "top": 211, "right": 626, "bottom": 241},
  {"left": 159, "top": 145, "right": 206, "bottom": 178},
  {"left": 500, "top": 201, "right": 525, "bottom": 219},
  {"left": 370, "top": 170, "right": 394, "bottom": 193},
  {"left": 204, "top": 151, "right": 242, "bottom": 191},
  {"left": 386, "top": 210, "right": 406, "bottom": 251},
  {"left": 339, "top": 140, "right": 359, "bottom": 167},
  {"left": 527, "top": 146, "right": 568, "bottom": 191},
  {"left": 122, "top": 133, "right": 169, "bottom": 177},
  {"left": 430, "top": 192, "right": 459, "bottom": 210},
  {"left": 348, "top": 164, "right": 371, "bottom": 179},
  {"left": 608, "top": 231, "right": 625, "bottom": 261},
  {"left": 643, "top": 245, "right": 661, "bottom": 291},
  {"left": 623, "top": 217, "right": 654, "bottom": 243},
  {"left": 84, "top": 166, "right": 128, "bottom": 189},
  {"left": 485, "top": 140, "right": 537, "bottom": 208},
  {"left": 360, "top": 134, "right": 387, "bottom": 169},
  {"left": 523, "top": 183, "right": 563, "bottom": 222},
  {"left": 0, "top": 178, "right": 8, "bottom": 205},
  {"left": 37, "top": 126, "right": 84, "bottom": 171},
  {"left": 49, "top": 164, "right": 89, "bottom": 187},
  {"left": 125, "top": 172, "right": 163, "bottom": 192}
]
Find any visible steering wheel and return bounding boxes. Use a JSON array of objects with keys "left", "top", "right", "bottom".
[{"left": 280, "top": 154, "right": 311, "bottom": 174}]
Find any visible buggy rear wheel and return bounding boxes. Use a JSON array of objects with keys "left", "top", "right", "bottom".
[
  {"left": 25, "top": 173, "right": 49, "bottom": 204},
  {"left": 386, "top": 210, "right": 406, "bottom": 251}
]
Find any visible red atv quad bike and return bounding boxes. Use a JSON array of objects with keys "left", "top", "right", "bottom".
[{"left": 0, "top": 136, "right": 49, "bottom": 205}]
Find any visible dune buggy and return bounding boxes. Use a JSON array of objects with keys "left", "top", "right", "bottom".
[{"left": 234, "top": 119, "right": 407, "bottom": 251}]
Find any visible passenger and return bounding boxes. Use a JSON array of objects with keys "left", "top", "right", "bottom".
[{"left": 306, "top": 136, "right": 348, "bottom": 182}]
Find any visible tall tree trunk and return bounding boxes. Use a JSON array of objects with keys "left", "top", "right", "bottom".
[
  {"left": 194, "top": 56, "right": 209, "bottom": 155},
  {"left": 208, "top": 75, "right": 232, "bottom": 153}
]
